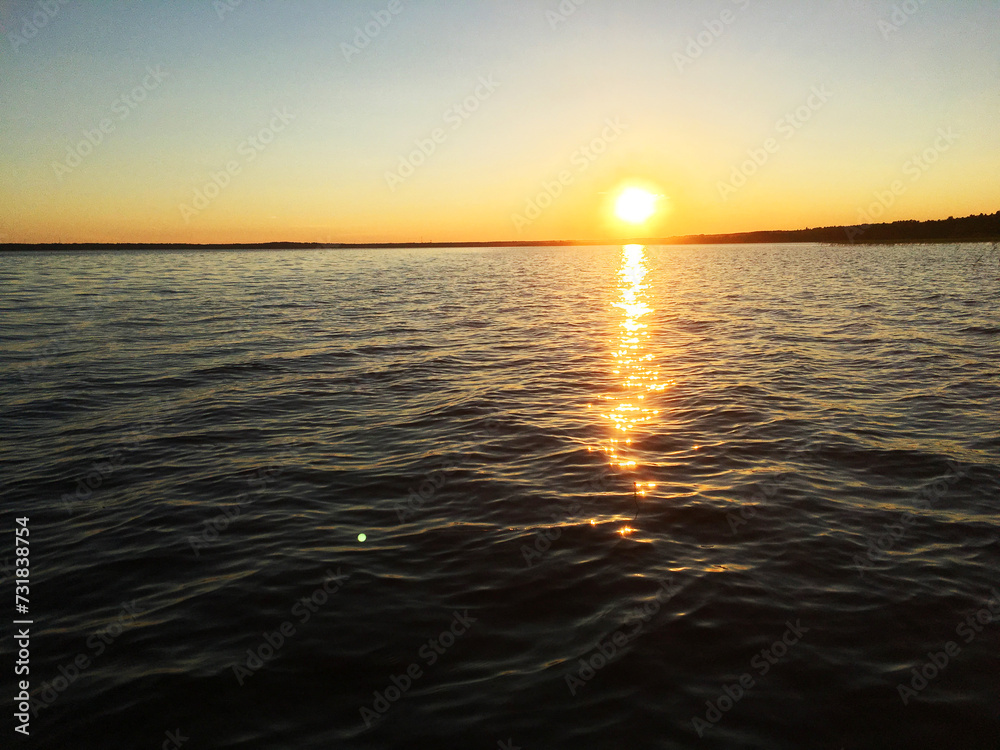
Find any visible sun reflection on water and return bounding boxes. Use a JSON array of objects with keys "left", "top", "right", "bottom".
[{"left": 594, "top": 244, "right": 670, "bottom": 534}]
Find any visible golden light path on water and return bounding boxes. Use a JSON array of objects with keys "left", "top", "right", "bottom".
[{"left": 590, "top": 244, "right": 671, "bottom": 536}]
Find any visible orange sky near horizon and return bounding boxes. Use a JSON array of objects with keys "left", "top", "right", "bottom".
[{"left": 1, "top": 1, "right": 998, "bottom": 245}]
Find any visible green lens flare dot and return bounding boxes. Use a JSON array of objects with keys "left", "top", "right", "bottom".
[{"left": 358, "top": 533, "right": 367, "bottom": 542}]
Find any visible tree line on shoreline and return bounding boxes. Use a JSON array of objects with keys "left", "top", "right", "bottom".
[{"left": 2, "top": 211, "right": 997, "bottom": 251}]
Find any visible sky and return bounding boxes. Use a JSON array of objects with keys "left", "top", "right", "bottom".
[{"left": 0, "top": 0, "right": 998, "bottom": 244}]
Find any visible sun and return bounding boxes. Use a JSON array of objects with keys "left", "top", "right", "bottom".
[{"left": 614, "top": 188, "right": 660, "bottom": 224}]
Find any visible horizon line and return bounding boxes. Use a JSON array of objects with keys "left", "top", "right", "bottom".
[{"left": 2, "top": 210, "right": 997, "bottom": 249}]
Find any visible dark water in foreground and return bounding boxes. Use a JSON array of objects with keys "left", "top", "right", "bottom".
[{"left": 1, "top": 243, "right": 998, "bottom": 749}]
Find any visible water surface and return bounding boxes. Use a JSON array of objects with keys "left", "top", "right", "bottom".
[{"left": 1, "top": 243, "right": 998, "bottom": 749}]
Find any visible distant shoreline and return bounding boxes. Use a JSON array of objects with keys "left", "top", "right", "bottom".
[{"left": 3, "top": 211, "right": 997, "bottom": 251}]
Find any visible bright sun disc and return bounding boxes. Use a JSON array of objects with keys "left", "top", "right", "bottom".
[{"left": 615, "top": 188, "right": 659, "bottom": 224}]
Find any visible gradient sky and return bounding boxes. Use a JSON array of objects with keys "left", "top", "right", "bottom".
[{"left": 1, "top": 0, "right": 998, "bottom": 243}]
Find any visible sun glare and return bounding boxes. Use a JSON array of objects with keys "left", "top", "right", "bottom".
[{"left": 615, "top": 188, "right": 659, "bottom": 224}]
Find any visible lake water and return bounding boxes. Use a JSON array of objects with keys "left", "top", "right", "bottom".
[{"left": 1, "top": 243, "right": 998, "bottom": 749}]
